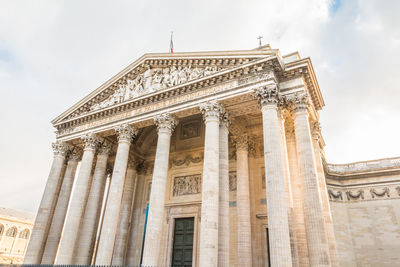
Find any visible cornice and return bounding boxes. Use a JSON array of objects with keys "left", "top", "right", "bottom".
[{"left": 325, "top": 157, "right": 400, "bottom": 178}]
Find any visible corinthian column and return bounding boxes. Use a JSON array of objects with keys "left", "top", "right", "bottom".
[
  {"left": 288, "top": 92, "right": 331, "bottom": 266},
  {"left": 199, "top": 101, "right": 221, "bottom": 267},
  {"left": 142, "top": 114, "right": 177, "bottom": 266},
  {"left": 95, "top": 124, "right": 137, "bottom": 265},
  {"left": 74, "top": 142, "right": 112, "bottom": 265},
  {"left": 311, "top": 122, "right": 339, "bottom": 267},
  {"left": 254, "top": 85, "right": 293, "bottom": 267},
  {"left": 234, "top": 134, "right": 253, "bottom": 266},
  {"left": 112, "top": 160, "right": 139, "bottom": 265},
  {"left": 218, "top": 112, "right": 230, "bottom": 267},
  {"left": 41, "top": 149, "right": 81, "bottom": 264},
  {"left": 24, "top": 141, "right": 70, "bottom": 264},
  {"left": 56, "top": 133, "right": 100, "bottom": 264}
]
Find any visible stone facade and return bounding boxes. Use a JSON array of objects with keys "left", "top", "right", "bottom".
[
  {"left": 0, "top": 207, "right": 34, "bottom": 264},
  {"left": 24, "top": 45, "right": 399, "bottom": 266}
]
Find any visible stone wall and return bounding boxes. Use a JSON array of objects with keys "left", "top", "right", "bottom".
[{"left": 327, "top": 159, "right": 400, "bottom": 267}]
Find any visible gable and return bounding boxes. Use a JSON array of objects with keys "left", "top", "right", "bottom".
[{"left": 52, "top": 50, "right": 277, "bottom": 124}]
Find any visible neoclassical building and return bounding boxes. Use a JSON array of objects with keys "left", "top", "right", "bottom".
[
  {"left": 0, "top": 207, "right": 34, "bottom": 264},
  {"left": 24, "top": 45, "right": 400, "bottom": 267}
]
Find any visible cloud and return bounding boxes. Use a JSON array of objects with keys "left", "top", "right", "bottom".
[{"left": 0, "top": 0, "right": 399, "bottom": 212}]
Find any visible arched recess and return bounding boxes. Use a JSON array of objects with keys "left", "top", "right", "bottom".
[
  {"left": 19, "top": 229, "right": 30, "bottom": 239},
  {"left": 6, "top": 226, "right": 17, "bottom": 237},
  {"left": 0, "top": 224, "right": 4, "bottom": 236}
]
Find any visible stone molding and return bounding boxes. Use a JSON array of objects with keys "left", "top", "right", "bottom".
[
  {"left": 154, "top": 113, "right": 178, "bottom": 134},
  {"left": 199, "top": 101, "right": 223, "bottom": 121},
  {"left": 327, "top": 183, "right": 400, "bottom": 202},
  {"left": 326, "top": 157, "right": 400, "bottom": 176},
  {"left": 51, "top": 141, "right": 70, "bottom": 156},
  {"left": 115, "top": 123, "right": 138, "bottom": 142},
  {"left": 81, "top": 133, "right": 101, "bottom": 151}
]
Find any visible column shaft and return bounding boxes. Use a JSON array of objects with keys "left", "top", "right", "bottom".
[
  {"left": 24, "top": 141, "right": 69, "bottom": 264},
  {"left": 292, "top": 105, "right": 331, "bottom": 266},
  {"left": 199, "top": 102, "right": 221, "bottom": 267},
  {"left": 74, "top": 145, "right": 110, "bottom": 265},
  {"left": 56, "top": 134, "right": 98, "bottom": 264},
  {"left": 218, "top": 120, "right": 230, "bottom": 267},
  {"left": 312, "top": 124, "right": 339, "bottom": 267},
  {"left": 95, "top": 124, "right": 136, "bottom": 265},
  {"left": 279, "top": 114, "right": 300, "bottom": 267},
  {"left": 142, "top": 114, "right": 176, "bottom": 266},
  {"left": 255, "top": 85, "right": 293, "bottom": 267},
  {"left": 286, "top": 130, "right": 310, "bottom": 267},
  {"left": 112, "top": 164, "right": 138, "bottom": 265},
  {"left": 41, "top": 152, "right": 80, "bottom": 264},
  {"left": 236, "top": 139, "right": 253, "bottom": 266}
]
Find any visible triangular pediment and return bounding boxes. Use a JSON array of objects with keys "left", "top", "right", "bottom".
[{"left": 52, "top": 49, "right": 279, "bottom": 124}]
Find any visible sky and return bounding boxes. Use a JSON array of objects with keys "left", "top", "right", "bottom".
[{"left": 0, "top": 0, "right": 399, "bottom": 213}]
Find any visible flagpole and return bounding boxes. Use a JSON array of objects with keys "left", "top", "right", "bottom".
[{"left": 170, "top": 31, "right": 174, "bottom": 53}]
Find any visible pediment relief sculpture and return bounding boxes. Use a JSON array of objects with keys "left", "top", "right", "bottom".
[{"left": 90, "top": 65, "right": 224, "bottom": 112}]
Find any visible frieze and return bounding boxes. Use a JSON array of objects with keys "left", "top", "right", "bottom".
[
  {"left": 169, "top": 154, "right": 203, "bottom": 168},
  {"left": 328, "top": 184, "right": 400, "bottom": 202},
  {"left": 173, "top": 174, "right": 201, "bottom": 197}
]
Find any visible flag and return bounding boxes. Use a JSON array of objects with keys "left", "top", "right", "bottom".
[{"left": 170, "top": 31, "right": 174, "bottom": 53}]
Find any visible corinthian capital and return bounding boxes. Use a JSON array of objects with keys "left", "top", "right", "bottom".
[
  {"left": 81, "top": 133, "right": 101, "bottom": 151},
  {"left": 254, "top": 84, "right": 281, "bottom": 106},
  {"left": 98, "top": 141, "right": 113, "bottom": 155},
  {"left": 154, "top": 113, "right": 178, "bottom": 134},
  {"left": 286, "top": 91, "right": 311, "bottom": 113},
  {"left": 199, "top": 101, "right": 223, "bottom": 121},
  {"left": 115, "top": 124, "right": 138, "bottom": 143},
  {"left": 52, "top": 141, "right": 70, "bottom": 157},
  {"left": 220, "top": 110, "right": 231, "bottom": 129},
  {"left": 233, "top": 134, "right": 255, "bottom": 153},
  {"left": 68, "top": 148, "right": 82, "bottom": 161}
]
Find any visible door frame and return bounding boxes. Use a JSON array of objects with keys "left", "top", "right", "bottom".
[{"left": 165, "top": 204, "right": 200, "bottom": 267}]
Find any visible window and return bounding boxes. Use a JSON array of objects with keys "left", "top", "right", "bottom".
[
  {"left": 6, "top": 226, "right": 17, "bottom": 237},
  {"left": 19, "top": 229, "right": 30, "bottom": 239},
  {"left": 0, "top": 224, "right": 3, "bottom": 236}
]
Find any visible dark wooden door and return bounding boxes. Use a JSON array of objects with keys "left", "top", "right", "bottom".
[{"left": 172, "top": 217, "right": 194, "bottom": 267}]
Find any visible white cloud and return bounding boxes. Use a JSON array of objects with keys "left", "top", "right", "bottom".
[{"left": 0, "top": 0, "right": 399, "bottom": 212}]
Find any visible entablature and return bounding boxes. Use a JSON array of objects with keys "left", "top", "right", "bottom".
[{"left": 53, "top": 49, "right": 325, "bottom": 141}]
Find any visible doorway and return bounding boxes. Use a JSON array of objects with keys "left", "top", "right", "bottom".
[{"left": 172, "top": 217, "right": 194, "bottom": 267}]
